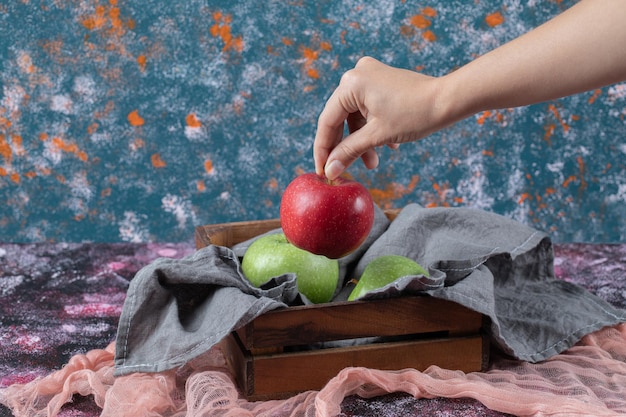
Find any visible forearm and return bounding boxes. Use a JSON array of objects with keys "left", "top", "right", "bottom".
[{"left": 439, "top": 0, "right": 626, "bottom": 123}]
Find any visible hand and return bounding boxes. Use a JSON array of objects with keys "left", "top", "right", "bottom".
[
  {"left": 314, "top": 57, "right": 447, "bottom": 180},
  {"left": 314, "top": 1, "right": 626, "bottom": 181}
]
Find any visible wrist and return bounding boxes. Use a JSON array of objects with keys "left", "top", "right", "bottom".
[{"left": 434, "top": 70, "right": 482, "bottom": 131}]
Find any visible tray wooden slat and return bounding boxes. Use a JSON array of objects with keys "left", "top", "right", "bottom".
[
  {"left": 220, "top": 332, "right": 486, "bottom": 401},
  {"left": 237, "top": 295, "right": 482, "bottom": 349}
]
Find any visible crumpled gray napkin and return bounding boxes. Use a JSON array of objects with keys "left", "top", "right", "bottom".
[
  {"left": 114, "top": 203, "right": 625, "bottom": 375},
  {"left": 349, "top": 204, "right": 626, "bottom": 362},
  {"left": 114, "top": 245, "right": 292, "bottom": 374},
  {"left": 114, "top": 206, "right": 390, "bottom": 375}
]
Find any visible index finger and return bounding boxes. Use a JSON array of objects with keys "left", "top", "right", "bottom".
[{"left": 313, "top": 88, "right": 353, "bottom": 176}]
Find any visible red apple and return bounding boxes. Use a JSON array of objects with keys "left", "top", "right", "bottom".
[{"left": 280, "top": 173, "right": 374, "bottom": 259}]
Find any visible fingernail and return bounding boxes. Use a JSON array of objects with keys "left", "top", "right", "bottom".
[{"left": 325, "top": 160, "right": 345, "bottom": 180}]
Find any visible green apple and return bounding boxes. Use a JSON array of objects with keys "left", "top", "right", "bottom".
[
  {"left": 242, "top": 233, "right": 339, "bottom": 304},
  {"left": 348, "top": 255, "right": 429, "bottom": 301}
]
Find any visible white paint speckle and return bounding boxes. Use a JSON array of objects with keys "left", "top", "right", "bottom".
[
  {"left": 162, "top": 194, "right": 196, "bottom": 229},
  {"left": 2, "top": 85, "right": 27, "bottom": 114},
  {"left": 607, "top": 184, "right": 626, "bottom": 204},
  {"left": 73, "top": 75, "right": 97, "bottom": 104},
  {"left": 608, "top": 83, "right": 626, "bottom": 102},
  {"left": 50, "top": 94, "right": 74, "bottom": 115},
  {"left": 119, "top": 211, "right": 149, "bottom": 242},
  {"left": 184, "top": 125, "right": 205, "bottom": 141}
]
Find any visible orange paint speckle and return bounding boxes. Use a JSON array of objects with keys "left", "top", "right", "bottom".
[
  {"left": 577, "top": 155, "right": 587, "bottom": 191},
  {"left": 267, "top": 177, "right": 278, "bottom": 190},
  {"left": 544, "top": 123, "right": 555, "bottom": 145},
  {"left": 0, "top": 117, "right": 12, "bottom": 129},
  {"left": 127, "top": 110, "right": 144, "bottom": 126},
  {"left": 476, "top": 109, "right": 508, "bottom": 126},
  {"left": 421, "top": 6, "right": 437, "bottom": 17},
  {"left": 548, "top": 104, "right": 569, "bottom": 134},
  {"left": 518, "top": 193, "right": 531, "bottom": 204},
  {"left": 477, "top": 110, "right": 492, "bottom": 125},
  {"left": 299, "top": 39, "right": 332, "bottom": 81},
  {"left": 562, "top": 175, "right": 577, "bottom": 188},
  {"left": 0, "top": 134, "right": 12, "bottom": 163},
  {"left": 485, "top": 11, "right": 504, "bottom": 27},
  {"left": 10, "top": 172, "right": 20, "bottom": 184},
  {"left": 302, "top": 47, "right": 318, "bottom": 61},
  {"left": 197, "top": 180, "right": 206, "bottom": 192},
  {"left": 588, "top": 88, "right": 602, "bottom": 104},
  {"left": 0, "top": 167, "right": 6, "bottom": 177},
  {"left": 421, "top": 30, "right": 437, "bottom": 42},
  {"left": 137, "top": 55, "right": 147, "bottom": 72},
  {"left": 369, "top": 175, "right": 420, "bottom": 209},
  {"left": 81, "top": 0, "right": 133, "bottom": 39},
  {"left": 410, "top": 14, "right": 431, "bottom": 29},
  {"left": 282, "top": 37, "right": 294, "bottom": 46},
  {"left": 307, "top": 67, "right": 320, "bottom": 79},
  {"left": 425, "top": 181, "right": 455, "bottom": 208},
  {"left": 151, "top": 153, "right": 166, "bottom": 168},
  {"left": 82, "top": 5, "right": 107, "bottom": 31},
  {"left": 87, "top": 123, "right": 99, "bottom": 135},
  {"left": 204, "top": 159, "right": 214, "bottom": 174},
  {"left": 186, "top": 113, "right": 202, "bottom": 128},
  {"left": 405, "top": 8, "right": 439, "bottom": 44},
  {"left": 17, "top": 52, "right": 36, "bottom": 74},
  {"left": 210, "top": 11, "right": 244, "bottom": 53},
  {"left": 77, "top": 151, "right": 88, "bottom": 162},
  {"left": 51, "top": 137, "right": 88, "bottom": 161}
]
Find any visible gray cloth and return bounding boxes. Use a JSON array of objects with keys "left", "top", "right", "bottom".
[
  {"left": 350, "top": 204, "right": 626, "bottom": 362},
  {"left": 114, "top": 206, "right": 390, "bottom": 375},
  {"left": 114, "top": 245, "right": 294, "bottom": 374},
  {"left": 114, "top": 204, "right": 626, "bottom": 375}
]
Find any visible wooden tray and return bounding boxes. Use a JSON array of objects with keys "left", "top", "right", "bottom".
[{"left": 195, "top": 210, "right": 488, "bottom": 400}]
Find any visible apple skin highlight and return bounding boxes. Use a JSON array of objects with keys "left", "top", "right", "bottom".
[{"left": 280, "top": 173, "right": 375, "bottom": 259}]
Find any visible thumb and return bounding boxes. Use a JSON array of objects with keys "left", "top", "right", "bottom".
[{"left": 324, "top": 123, "right": 380, "bottom": 180}]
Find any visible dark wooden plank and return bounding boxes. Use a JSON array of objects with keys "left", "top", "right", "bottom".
[
  {"left": 239, "top": 295, "right": 482, "bottom": 349},
  {"left": 218, "top": 333, "right": 253, "bottom": 397},
  {"left": 247, "top": 335, "right": 485, "bottom": 400},
  {"left": 195, "top": 218, "right": 282, "bottom": 248}
]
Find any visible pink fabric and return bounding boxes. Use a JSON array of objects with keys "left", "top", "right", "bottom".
[{"left": 3, "top": 324, "right": 626, "bottom": 417}]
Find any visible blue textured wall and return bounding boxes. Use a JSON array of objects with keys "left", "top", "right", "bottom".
[{"left": 1, "top": 0, "right": 624, "bottom": 243}]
